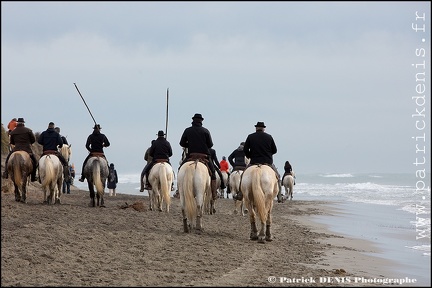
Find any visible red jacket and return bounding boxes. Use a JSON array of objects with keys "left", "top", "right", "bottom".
[{"left": 219, "top": 159, "right": 229, "bottom": 172}]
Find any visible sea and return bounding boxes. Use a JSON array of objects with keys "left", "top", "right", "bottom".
[{"left": 73, "top": 172, "right": 431, "bottom": 286}]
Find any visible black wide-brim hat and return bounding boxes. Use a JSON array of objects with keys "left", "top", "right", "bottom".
[
  {"left": 17, "top": 117, "right": 25, "bottom": 123},
  {"left": 192, "top": 113, "right": 204, "bottom": 120},
  {"left": 254, "top": 121, "right": 266, "bottom": 128},
  {"left": 93, "top": 124, "right": 101, "bottom": 129},
  {"left": 157, "top": 130, "right": 166, "bottom": 137}
]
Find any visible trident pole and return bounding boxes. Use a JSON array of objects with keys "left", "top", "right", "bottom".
[
  {"left": 74, "top": 83, "right": 97, "bottom": 126},
  {"left": 165, "top": 88, "right": 169, "bottom": 139}
]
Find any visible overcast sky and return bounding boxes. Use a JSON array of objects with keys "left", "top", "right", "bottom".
[{"left": 2, "top": 1, "right": 431, "bottom": 176}]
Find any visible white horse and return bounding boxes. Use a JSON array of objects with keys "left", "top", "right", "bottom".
[
  {"left": 59, "top": 144, "right": 72, "bottom": 164},
  {"left": 83, "top": 155, "right": 109, "bottom": 207},
  {"left": 148, "top": 162, "right": 174, "bottom": 212},
  {"left": 218, "top": 171, "right": 229, "bottom": 198},
  {"left": 281, "top": 172, "right": 295, "bottom": 201},
  {"left": 229, "top": 170, "right": 248, "bottom": 216},
  {"left": 38, "top": 154, "right": 64, "bottom": 205},
  {"left": 241, "top": 164, "right": 279, "bottom": 243},
  {"left": 177, "top": 159, "right": 211, "bottom": 233}
]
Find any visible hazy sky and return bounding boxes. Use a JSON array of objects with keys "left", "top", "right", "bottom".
[{"left": 2, "top": 1, "right": 431, "bottom": 176}]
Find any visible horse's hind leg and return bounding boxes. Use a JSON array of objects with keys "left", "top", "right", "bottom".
[
  {"left": 257, "top": 221, "right": 266, "bottom": 244},
  {"left": 181, "top": 209, "right": 189, "bottom": 233},
  {"left": 250, "top": 221, "right": 258, "bottom": 240}
]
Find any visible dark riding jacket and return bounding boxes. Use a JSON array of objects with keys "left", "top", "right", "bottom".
[
  {"left": 10, "top": 125, "right": 35, "bottom": 154},
  {"left": 228, "top": 146, "right": 247, "bottom": 168},
  {"left": 86, "top": 130, "right": 110, "bottom": 153},
  {"left": 244, "top": 130, "right": 277, "bottom": 165},
  {"left": 179, "top": 120, "right": 213, "bottom": 156},
  {"left": 210, "top": 148, "right": 221, "bottom": 169},
  {"left": 38, "top": 128, "right": 63, "bottom": 151},
  {"left": 150, "top": 136, "right": 173, "bottom": 161}
]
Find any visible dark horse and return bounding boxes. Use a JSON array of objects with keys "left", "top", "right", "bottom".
[
  {"left": 83, "top": 155, "right": 109, "bottom": 207},
  {"left": 7, "top": 151, "right": 33, "bottom": 203}
]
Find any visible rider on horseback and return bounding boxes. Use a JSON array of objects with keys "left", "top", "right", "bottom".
[
  {"left": 2, "top": 117, "right": 38, "bottom": 181},
  {"left": 179, "top": 113, "right": 219, "bottom": 201},
  {"left": 140, "top": 130, "right": 173, "bottom": 191},
  {"left": 233, "top": 121, "right": 280, "bottom": 201},
  {"left": 38, "top": 122, "right": 69, "bottom": 167},
  {"left": 281, "top": 160, "right": 295, "bottom": 185},
  {"left": 78, "top": 124, "right": 110, "bottom": 182}
]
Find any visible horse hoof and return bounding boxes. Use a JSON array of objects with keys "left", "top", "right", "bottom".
[
  {"left": 258, "top": 238, "right": 266, "bottom": 244},
  {"left": 265, "top": 237, "right": 273, "bottom": 242},
  {"left": 250, "top": 234, "right": 258, "bottom": 241}
]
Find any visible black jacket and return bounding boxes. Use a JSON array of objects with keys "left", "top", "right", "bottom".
[
  {"left": 38, "top": 128, "right": 63, "bottom": 151},
  {"left": 228, "top": 146, "right": 247, "bottom": 168},
  {"left": 85, "top": 130, "right": 110, "bottom": 153},
  {"left": 150, "top": 137, "right": 173, "bottom": 160},
  {"left": 179, "top": 120, "right": 213, "bottom": 156},
  {"left": 244, "top": 130, "right": 277, "bottom": 165}
]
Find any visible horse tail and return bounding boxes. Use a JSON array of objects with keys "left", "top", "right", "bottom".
[
  {"left": 159, "top": 164, "right": 171, "bottom": 207},
  {"left": 42, "top": 156, "right": 56, "bottom": 188},
  {"left": 93, "top": 160, "right": 104, "bottom": 194},
  {"left": 183, "top": 164, "right": 197, "bottom": 225},
  {"left": 11, "top": 154, "right": 23, "bottom": 188},
  {"left": 252, "top": 167, "right": 267, "bottom": 223}
]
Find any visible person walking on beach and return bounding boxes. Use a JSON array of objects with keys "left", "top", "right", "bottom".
[
  {"left": 2, "top": 117, "right": 38, "bottom": 181},
  {"left": 179, "top": 113, "right": 218, "bottom": 201},
  {"left": 233, "top": 121, "right": 280, "bottom": 201},
  {"left": 63, "top": 165, "right": 73, "bottom": 194},
  {"left": 141, "top": 130, "right": 173, "bottom": 191},
  {"left": 78, "top": 124, "right": 110, "bottom": 182},
  {"left": 107, "top": 163, "right": 118, "bottom": 196}
]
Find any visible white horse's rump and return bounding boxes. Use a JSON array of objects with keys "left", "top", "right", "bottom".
[
  {"left": 241, "top": 164, "right": 279, "bottom": 243},
  {"left": 148, "top": 162, "right": 174, "bottom": 212},
  {"left": 177, "top": 160, "right": 211, "bottom": 233},
  {"left": 38, "top": 154, "right": 64, "bottom": 205},
  {"left": 83, "top": 156, "right": 109, "bottom": 207},
  {"left": 229, "top": 170, "right": 248, "bottom": 216}
]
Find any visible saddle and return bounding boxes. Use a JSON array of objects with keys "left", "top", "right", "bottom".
[
  {"left": 185, "top": 153, "right": 212, "bottom": 177},
  {"left": 90, "top": 152, "right": 105, "bottom": 157},
  {"left": 155, "top": 159, "right": 169, "bottom": 163},
  {"left": 43, "top": 150, "right": 58, "bottom": 156}
]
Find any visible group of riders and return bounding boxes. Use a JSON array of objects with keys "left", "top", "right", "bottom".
[
  {"left": 3, "top": 118, "right": 69, "bottom": 182},
  {"left": 4, "top": 114, "right": 295, "bottom": 199}
]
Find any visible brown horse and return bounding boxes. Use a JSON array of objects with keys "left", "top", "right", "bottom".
[
  {"left": 240, "top": 164, "right": 279, "bottom": 243},
  {"left": 7, "top": 151, "right": 33, "bottom": 203}
]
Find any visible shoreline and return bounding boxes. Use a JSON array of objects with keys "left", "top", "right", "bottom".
[{"left": 2, "top": 180, "right": 427, "bottom": 286}]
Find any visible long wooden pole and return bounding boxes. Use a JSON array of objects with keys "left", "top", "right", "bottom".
[
  {"left": 165, "top": 88, "right": 169, "bottom": 139},
  {"left": 74, "top": 83, "right": 97, "bottom": 126}
]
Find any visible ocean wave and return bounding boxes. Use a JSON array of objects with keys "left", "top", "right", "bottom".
[{"left": 320, "top": 173, "right": 354, "bottom": 178}]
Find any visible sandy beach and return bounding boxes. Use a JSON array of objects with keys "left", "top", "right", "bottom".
[{"left": 2, "top": 173, "right": 422, "bottom": 287}]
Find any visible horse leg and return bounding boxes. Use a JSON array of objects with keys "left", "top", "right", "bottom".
[
  {"left": 14, "top": 185, "right": 21, "bottom": 202},
  {"left": 195, "top": 204, "right": 204, "bottom": 234},
  {"left": 100, "top": 195, "right": 105, "bottom": 207},
  {"left": 182, "top": 209, "right": 189, "bottom": 233},
  {"left": 250, "top": 221, "right": 258, "bottom": 240},
  {"left": 210, "top": 199, "right": 216, "bottom": 215},
  {"left": 257, "top": 220, "right": 266, "bottom": 244}
]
